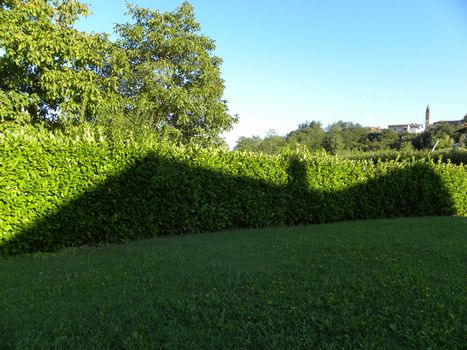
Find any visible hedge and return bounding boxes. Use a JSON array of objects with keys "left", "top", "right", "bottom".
[
  {"left": 1, "top": 126, "right": 466, "bottom": 256},
  {"left": 344, "top": 149, "right": 467, "bottom": 165}
]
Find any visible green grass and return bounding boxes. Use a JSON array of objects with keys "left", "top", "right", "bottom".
[{"left": 1, "top": 217, "right": 465, "bottom": 349}]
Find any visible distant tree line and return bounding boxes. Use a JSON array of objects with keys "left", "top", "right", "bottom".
[{"left": 235, "top": 118, "right": 467, "bottom": 154}]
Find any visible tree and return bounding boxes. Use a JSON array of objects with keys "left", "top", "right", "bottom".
[
  {"left": 323, "top": 124, "right": 345, "bottom": 154},
  {"left": 412, "top": 124, "right": 457, "bottom": 150},
  {"left": 234, "top": 130, "right": 286, "bottom": 154},
  {"left": 1, "top": 1, "right": 236, "bottom": 147},
  {"left": 399, "top": 141, "right": 414, "bottom": 152},
  {"left": 114, "top": 2, "right": 237, "bottom": 145},
  {"left": 340, "top": 123, "right": 369, "bottom": 150},
  {"left": 369, "top": 129, "right": 399, "bottom": 150},
  {"left": 234, "top": 135, "right": 263, "bottom": 152},
  {"left": 257, "top": 130, "right": 286, "bottom": 154},
  {"left": 0, "top": 0, "right": 118, "bottom": 125},
  {"left": 286, "top": 121, "right": 325, "bottom": 151}
]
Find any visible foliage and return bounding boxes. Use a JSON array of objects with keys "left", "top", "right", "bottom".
[
  {"left": 234, "top": 135, "right": 263, "bottom": 152},
  {"left": 322, "top": 124, "right": 345, "bottom": 154},
  {"left": 113, "top": 2, "right": 237, "bottom": 145},
  {"left": 286, "top": 121, "right": 325, "bottom": 151},
  {"left": 0, "top": 0, "right": 119, "bottom": 125},
  {"left": 367, "top": 129, "right": 400, "bottom": 150},
  {"left": 234, "top": 130, "right": 286, "bottom": 154},
  {"left": 0, "top": 0, "right": 236, "bottom": 146},
  {"left": 1, "top": 125, "right": 466, "bottom": 255},
  {"left": 412, "top": 123, "right": 464, "bottom": 150},
  {"left": 236, "top": 119, "right": 467, "bottom": 154},
  {"left": 329, "top": 121, "right": 369, "bottom": 151},
  {"left": 342, "top": 149, "right": 467, "bottom": 166}
]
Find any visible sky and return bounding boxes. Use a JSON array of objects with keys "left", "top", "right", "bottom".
[{"left": 76, "top": 0, "right": 467, "bottom": 147}]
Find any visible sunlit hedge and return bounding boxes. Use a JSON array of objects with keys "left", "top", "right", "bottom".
[
  {"left": 343, "top": 149, "right": 467, "bottom": 165},
  {"left": 1, "top": 125, "right": 466, "bottom": 256}
]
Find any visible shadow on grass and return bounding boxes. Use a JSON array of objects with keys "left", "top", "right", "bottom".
[{"left": 1, "top": 154, "right": 455, "bottom": 255}]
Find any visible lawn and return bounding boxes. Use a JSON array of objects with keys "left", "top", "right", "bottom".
[{"left": 0, "top": 217, "right": 465, "bottom": 349}]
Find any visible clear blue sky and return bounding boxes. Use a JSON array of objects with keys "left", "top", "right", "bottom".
[{"left": 76, "top": 0, "right": 467, "bottom": 147}]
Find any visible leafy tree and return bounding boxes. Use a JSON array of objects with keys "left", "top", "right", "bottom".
[
  {"left": 235, "top": 130, "right": 286, "bottom": 154},
  {"left": 257, "top": 130, "right": 286, "bottom": 154},
  {"left": 286, "top": 121, "right": 325, "bottom": 151},
  {"left": 380, "top": 129, "right": 402, "bottom": 148},
  {"left": 458, "top": 134, "right": 467, "bottom": 148},
  {"left": 114, "top": 2, "right": 237, "bottom": 145},
  {"left": 363, "top": 129, "right": 399, "bottom": 150},
  {"left": 316, "top": 121, "right": 370, "bottom": 151},
  {"left": 412, "top": 124, "right": 457, "bottom": 150},
  {"left": 1, "top": 1, "right": 236, "bottom": 147},
  {"left": 455, "top": 116, "right": 467, "bottom": 148},
  {"left": 392, "top": 131, "right": 415, "bottom": 150},
  {"left": 234, "top": 135, "right": 263, "bottom": 152},
  {"left": 323, "top": 124, "right": 345, "bottom": 154},
  {"left": 0, "top": 0, "right": 118, "bottom": 125},
  {"left": 339, "top": 123, "right": 369, "bottom": 150},
  {"left": 399, "top": 141, "right": 414, "bottom": 152}
]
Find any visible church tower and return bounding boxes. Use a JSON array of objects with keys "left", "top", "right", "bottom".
[{"left": 425, "top": 105, "right": 430, "bottom": 130}]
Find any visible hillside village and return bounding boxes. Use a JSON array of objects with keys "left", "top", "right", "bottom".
[
  {"left": 235, "top": 106, "right": 467, "bottom": 153},
  {"left": 383, "top": 106, "right": 465, "bottom": 134}
]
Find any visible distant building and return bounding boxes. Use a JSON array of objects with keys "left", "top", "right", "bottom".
[
  {"left": 425, "top": 105, "right": 430, "bottom": 130},
  {"left": 367, "top": 126, "right": 382, "bottom": 133},
  {"left": 387, "top": 123, "right": 423, "bottom": 134}
]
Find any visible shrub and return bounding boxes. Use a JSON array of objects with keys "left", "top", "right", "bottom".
[
  {"left": 1, "top": 126, "right": 466, "bottom": 256},
  {"left": 343, "top": 149, "right": 467, "bottom": 165}
]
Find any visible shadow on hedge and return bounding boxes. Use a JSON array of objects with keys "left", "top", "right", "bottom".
[{"left": 2, "top": 154, "right": 455, "bottom": 255}]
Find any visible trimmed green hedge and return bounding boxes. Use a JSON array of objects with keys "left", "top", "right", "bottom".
[
  {"left": 344, "top": 149, "right": 467, "bottom": 165},
  {"left": 1, "top": 126, "right": 466, "bottom": 256}
]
